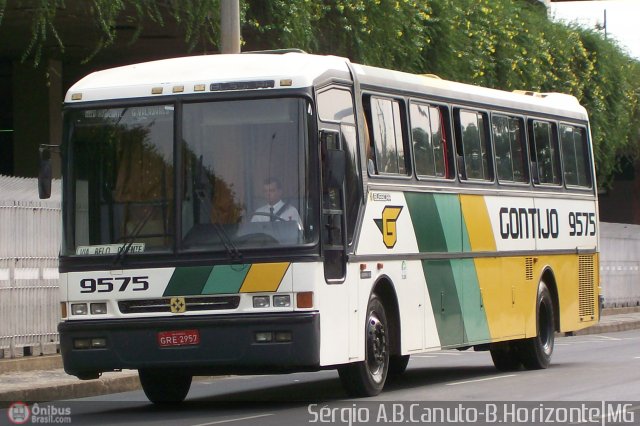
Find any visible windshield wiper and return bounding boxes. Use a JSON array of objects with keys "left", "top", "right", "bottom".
[
  {"left": 112, "top": 205, "right": 156, "bottom": 266},
  {"left": 194, "top": 155, "right": 242, "bottom": 260}
]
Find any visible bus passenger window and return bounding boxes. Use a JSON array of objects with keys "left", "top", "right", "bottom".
[
  {"left": 560, "top": 125, "right": 591, "bottom": 188},
  {"left": 492, "top": 114, "right": 528, "bottom": 183},
  {"left": 365, "top": 96, "right": 408, "bottom": 176},
  {"left": 531, "top": 120, "right": 561, "bottom": 185},
  {"left": 410, "top": 103, "right": 450, "bottom": 178},
  {"left": 457, "top": 110, "right": 492, "bottom": 181}
]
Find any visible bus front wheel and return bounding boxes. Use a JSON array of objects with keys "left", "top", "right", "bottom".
[
  {"left": 338, "top": 294, "right": 390, "bottom": 397},
  {"left": 139, "top": 369, "right": 192, "bottom": 404},
  {"left": 518, "top": 281, "right": 555, "bottom": 370}
]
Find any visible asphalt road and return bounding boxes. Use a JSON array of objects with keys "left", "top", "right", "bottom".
[{"left": 3, "top": 330, "right": 640, "bottom": 425}]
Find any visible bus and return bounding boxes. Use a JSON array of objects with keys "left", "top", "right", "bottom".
[{"left": 41, "top": 51, "right": 600, "bottom": 404}]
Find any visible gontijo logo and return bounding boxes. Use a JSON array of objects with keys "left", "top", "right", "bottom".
[{"left": 374, "top": 206, "right": 403, "bottom": 249}]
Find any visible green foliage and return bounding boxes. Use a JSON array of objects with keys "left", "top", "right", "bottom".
[
  {"left": 408, "top": 0, "right": 640, "bottom": 187},
  {"left": 2, "top": 0, "right": 220, "bottom": 65},
  {"left": 0, "top": 0, "right": 638, "bottom": 187}
]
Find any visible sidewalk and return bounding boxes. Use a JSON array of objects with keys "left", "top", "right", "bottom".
[{"left": 1, "top": 308, "right": 640, "bottom": 406}]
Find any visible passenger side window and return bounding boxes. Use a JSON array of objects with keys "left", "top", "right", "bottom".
[
  {"left": 531, "top": 120, "right": 561, "bottom": 185},
  {"left": 456, "top": 110, "right": 492, "bottom": 181},
  {"left": 317, "top": 89, "right": 355, "bottom": 124},
  {"left": 560, "top": 124, "right": 591, "bottom": 187},
  {"left": 492, "top": 114, "right": 528, "bottom": 183},
  {"left": 365, "top": 96, "right": 408, "bottom": 175},
  {"left": 410, "top": 102, "right": 451, "bottom": 179}
]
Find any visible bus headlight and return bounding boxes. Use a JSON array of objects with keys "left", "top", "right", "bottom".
[
  {"left": 273, "top": 295, "right": 291, "bottom": 307},
  {"left": 90, "top": 303, "right": 108, "bottom": 315},
  {"left": 253, "top": 296, "right": 270, "bottom": 308},
  {"left": 71, "top": 303, "right": 88, "bottom": 315}
]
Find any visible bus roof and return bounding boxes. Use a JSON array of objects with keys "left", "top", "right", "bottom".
[
  {"left": 66, "top": 52, "right": 588, "bottom": 120},
  {"left": 352, "top": 63, "right": 588, "bottom": 120},
  {"left": 66, "top": 52, "right": 351, "bottom": 103}
]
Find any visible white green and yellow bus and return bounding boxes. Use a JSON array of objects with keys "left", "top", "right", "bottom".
[{"left": 43, "top": 51, "right": 600, "bottom": 404}]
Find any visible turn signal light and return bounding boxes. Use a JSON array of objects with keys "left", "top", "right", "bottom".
[{"left": 296, "top": 292, "right": 313, "bottom": 309}]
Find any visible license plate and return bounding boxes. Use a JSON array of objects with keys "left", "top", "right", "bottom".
[{"left": 157, "top": 329, "right": 200, "bottom": 347}]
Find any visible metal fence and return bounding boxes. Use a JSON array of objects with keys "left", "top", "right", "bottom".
[
  {"left": 0, "top": 175, "right": 61, "bottom": 358},
  {"left": 599, "top": 222, "right": 640, "bottom": 308}
]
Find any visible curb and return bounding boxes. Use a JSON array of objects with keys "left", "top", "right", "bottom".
[
  {"left": 0, "top": 373, "right": 140, "bottom": 407},
  {"left": 0, "top": 355, "right": 62, "bottom": 375},
  {"left": 572, "top": 319, "right": 640, "bottom": 336}
]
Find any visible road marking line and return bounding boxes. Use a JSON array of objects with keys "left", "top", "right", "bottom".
[
  {"left": 634, "top": 356, "right": 640, "bottom": 359},
  {"left": 191, "top": 413, "right": 273, "bottom": 426},
  {"left": 413, "top": 355, "right": 437, "bottom": 358},
  {"left": 437, "top": 352, "right": 462, "bottom": 356},
  {"left": 591, "top": 335, "right": 623, "bottom": 341},
  {"left": 446, "top": 374, "right": 517, "bottom": 386}
]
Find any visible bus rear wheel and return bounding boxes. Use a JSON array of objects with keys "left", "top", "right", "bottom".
[
  {"left": 489, "top": 341, "right": 522, "bottom": 371},
  {"left": 139, "top": 369, "right": 192, "bottom": 404},
  {"left": 338, "top": 294, "right": 389, "bottom": 397},
  {"left": 518, "top": 281, "right": 555, "bottom": 370}
]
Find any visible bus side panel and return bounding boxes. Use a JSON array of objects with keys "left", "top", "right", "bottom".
[
  {"left": 358, "top": 191, "right": 442, "bottom": 353},
  {"left": 472, "top": 257, "right": 526, "bottom": 341},
  {"left": 526, "top": 253, "right": 599, "bottom": 334},
  {"left": 292, "top": 262, "right": 350, "bottom": 367}
]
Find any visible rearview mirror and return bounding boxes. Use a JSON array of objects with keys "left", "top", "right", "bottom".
[{"left": 38, "top": 145, "right": 54, "bottom": 199}]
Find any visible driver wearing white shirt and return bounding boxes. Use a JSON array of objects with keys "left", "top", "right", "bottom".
[{"left": 251, "top": 178, "right": 302, "bottom": 228}]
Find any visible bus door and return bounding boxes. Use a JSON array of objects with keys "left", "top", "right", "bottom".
[{"left": 317, "top": 86, "right": 364, "bottom": 359}]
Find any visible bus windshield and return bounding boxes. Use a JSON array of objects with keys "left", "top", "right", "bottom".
[{"left": 65, "top": 97, "right": 316, "bottom": 257}]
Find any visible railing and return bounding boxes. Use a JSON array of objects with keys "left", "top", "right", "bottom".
[
  {"left": 599, "top": 222, "right": 640, "bottom": 308},
  {"left": 0, "top": 175, "right": 61, "bottom": 358}
]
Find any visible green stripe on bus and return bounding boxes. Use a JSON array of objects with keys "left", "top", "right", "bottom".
[
  {"left": 202, "top": 264, "right": 250, "bottom": 294},
  {"left": 422, "top": 259, "right": 464, "bottom": 347},
  {"left": 405, "top": 193, "right": 448, "bottom": 252},
  {"left": 454, "top": 259, "right": 491, "bottom": 343},
  {"left": 163, "top": 266, "right": 212, "bottom": 296},
  {"left": 434, "top": 194, "right": 464, "bottom": 252}
]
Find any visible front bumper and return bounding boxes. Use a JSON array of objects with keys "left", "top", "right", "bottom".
[{"left": 59, "top": 312, "right": 320, "bottom": 378}]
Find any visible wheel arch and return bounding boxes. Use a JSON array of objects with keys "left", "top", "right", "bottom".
[
  {"left": 539, "top": 267, "right": 560, "bottom": 332},
  {"left": 371, "top": 276, "right": 401, "bottom": 357}
]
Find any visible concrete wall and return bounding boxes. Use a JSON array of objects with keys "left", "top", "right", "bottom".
[{"left": 600, "top": 222, "right": 640, "bottom": 308}]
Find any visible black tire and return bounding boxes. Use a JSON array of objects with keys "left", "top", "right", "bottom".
[
  {"left": 518, "top": 281, "right": 555, "bottom": 370},
  {"left": 139, "top": 369, "right": 192, "bottom": 405},
  {"left": 489, "top": 342, "right": 521, "bottom": 372},
  {"left": 338, "top": 294, "right": 389, "bottom": 397},
  {"left": 388, "top": 355, "right": 410, "bottom": 376}
]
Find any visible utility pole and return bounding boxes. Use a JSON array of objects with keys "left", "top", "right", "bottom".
[{"left": 220, "top": 0, "right": 240, "bottom": 54}]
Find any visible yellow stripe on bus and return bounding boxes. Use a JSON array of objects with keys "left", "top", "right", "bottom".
[
  {"left": 239, "top": 262, "right": 290, "bottom": 293},
  {"left": 460, "top": 195, "right": 496, "bottom": 252}
]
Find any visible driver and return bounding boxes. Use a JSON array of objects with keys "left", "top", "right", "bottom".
[{"left": 251, "top": 177, "right": 302, "bottom": 228}]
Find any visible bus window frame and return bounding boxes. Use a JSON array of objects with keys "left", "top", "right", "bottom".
[
  {"left": 490, "top": 112, "right": 531, "bottom": 188},
  {"left": 362, "top": 92, "right": 412, "bottom": 181},
  {"left": 453, "top": 107, "right": 495, "bottom": 185},
  {"left": 528, "top": 118, "right": 563, "bottom": 189},
  {"left": 408, "top": 99, "right": 455, "bottom": 183},
  {"left": 315, "top": 84, "right": 364, "bottom": 250},
  {"left": 558, "top": 121, "right": 594, "bottom": 192}
]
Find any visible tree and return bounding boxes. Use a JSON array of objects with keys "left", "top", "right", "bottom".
[{"left": 1, "top": 0, "right": 638, "bottom": 187}]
